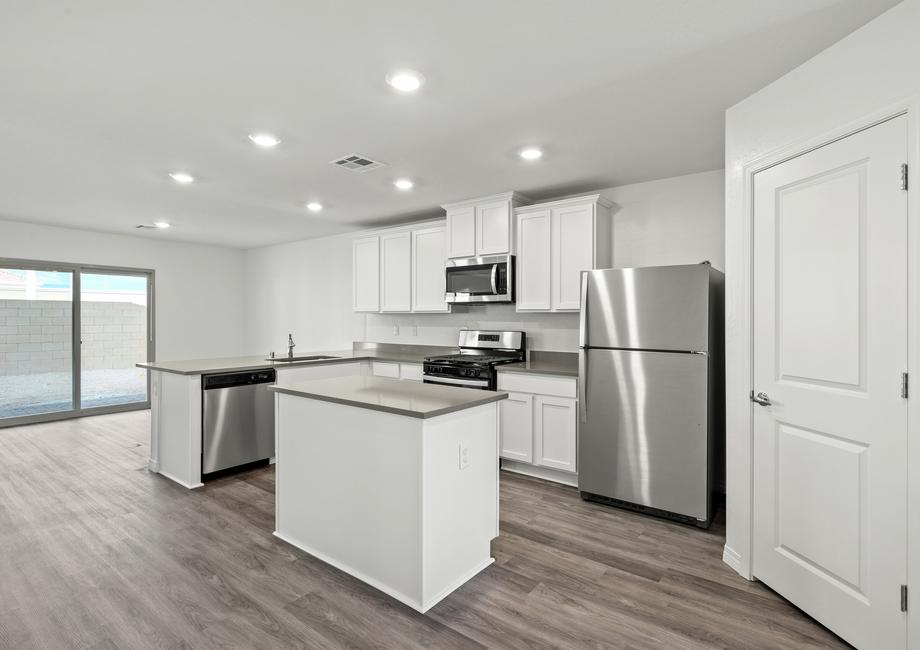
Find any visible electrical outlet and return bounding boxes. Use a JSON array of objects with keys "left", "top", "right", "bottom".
[
  {"left": 393, "top": 324, "right": 399, "bottom": 336},
  {"left": 410, "top": 325, "right": 418, "bottom": 336},
  {"left": 459, "top": 442, "right": 470, "bottom": 470}
]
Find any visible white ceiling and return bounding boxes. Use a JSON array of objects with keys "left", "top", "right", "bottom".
[{"left": 0, "top": 0, "right": 899, "bottom": 248}]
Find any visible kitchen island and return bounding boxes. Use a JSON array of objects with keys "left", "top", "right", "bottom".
[{"left": 271, "top": 375, "right": 506, "bottom": 613}]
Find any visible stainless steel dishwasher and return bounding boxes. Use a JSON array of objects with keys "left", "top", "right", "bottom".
[{"left": 202, "top": 369, "right": 276, "bottom": 477}]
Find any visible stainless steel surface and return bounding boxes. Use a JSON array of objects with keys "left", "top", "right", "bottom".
[
  {"left": 457, "top": 329, "right": 524, "bottom": 351},
  {"left": 578, "top": 263, "right": 724, "bottom": 526},
  {"left": 202, "top": 370, "right": 275, "bottom": 475},
  {"left": 267, "top": 355, "right": 339, "bottom": 363},
  {"left": 287, "top": 333, "right": 295, "bottom": 359},
  {"left": 578, "top": 348, "right": 710, "bottom": 520},
  {"left": 423, "top": 329, "right": 526, "bottom": 390},
  {"left": 445, "top": 254, "right": 514, "bottom": 304},
  {"left": 578, "top": 349, "right": 587, "bottom": 422},
  {"left": 751, "top": 391, "right": 772, "bottom": 406},
  {"left": 423, "top": 375, "right": 490, "bottom": 388},
  {"left": 581, "top": 264, "right": 713, "bottom": 352}
]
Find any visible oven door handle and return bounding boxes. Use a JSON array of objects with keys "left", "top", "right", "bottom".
[
  {"left": 424, "top": 375, "right": 489, "bottom": 388},
  {"left": 490, "top": 264, "right": 498, "bottom": 294}
]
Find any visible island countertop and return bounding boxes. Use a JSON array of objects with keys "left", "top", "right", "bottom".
[{"left": 270, "top": 375, "right": 507, "bottom": 419}]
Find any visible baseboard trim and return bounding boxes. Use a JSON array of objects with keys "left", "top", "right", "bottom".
[
  {"left": 722, "top": 544, "right": 744, "bottom": 577},
  {"left": 157, "top": 469, "right": 203, "bottom": 490},
  {"left": 147, "top": 458, "right": 160, "bottom": 472},
  {"left": 501, "top": 459, "right": 578, "bottom": 487}
]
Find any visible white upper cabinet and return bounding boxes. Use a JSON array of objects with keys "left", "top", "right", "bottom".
[
  {"left": 412, "top": 226, "right": 449, "bottom": 312},
  {"left": 353, "top": 236, "right": 380, "bottom": 312},
  {"left": 516, "top": 210, "right": 552, "bottom": 310},
  {"left": 353, "top": 222, "right": 449, "bottom": 314},
  {"left": 446, "top": 205, "right": 475, "bottom": 258},
  {"left": 515, "top": 194, "right": 612, "bottom": 312},
  {"left": 443, "top": 192, "right": 529, "bottom": 258},
  {"left": 380, "top": 231, "right": 412, "bottom": 312}
]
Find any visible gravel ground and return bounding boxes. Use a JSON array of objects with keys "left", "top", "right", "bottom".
[{"left": 0, "top": 369, "right": 147, "bottom": 418}]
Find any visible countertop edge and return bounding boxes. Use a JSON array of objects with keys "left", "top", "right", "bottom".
[{"left": 270, "top": 384, "right": 508, "bottom": 419}]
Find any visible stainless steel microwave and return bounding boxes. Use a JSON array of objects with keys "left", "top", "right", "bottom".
[{"left": 445, "top": 254, "right": 514, "bottom": 304}]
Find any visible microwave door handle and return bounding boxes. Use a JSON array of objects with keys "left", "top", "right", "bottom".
[{"left": 490, "top": 264, "right": 498, "bottom": 294}]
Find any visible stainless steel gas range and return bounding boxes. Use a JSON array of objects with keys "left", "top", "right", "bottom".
[{"left": 423, "top": 330, "right": 526, "bottom": 391}]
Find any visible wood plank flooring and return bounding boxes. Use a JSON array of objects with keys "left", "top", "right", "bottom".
[{"left": 0, "top": 411, "right": 848, "bottom": 649}]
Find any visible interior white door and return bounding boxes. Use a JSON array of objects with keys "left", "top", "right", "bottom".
[{"left": 752, "top": 115, "right": 908, "bottom": 649}]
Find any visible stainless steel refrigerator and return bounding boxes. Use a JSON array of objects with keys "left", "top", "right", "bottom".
[{"left": 578, "top": 263, "right": 724, "bottom": 527}]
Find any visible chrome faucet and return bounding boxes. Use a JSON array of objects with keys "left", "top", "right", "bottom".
[{"left": 287, "top": 333, "right": 295, "bottom": 359}]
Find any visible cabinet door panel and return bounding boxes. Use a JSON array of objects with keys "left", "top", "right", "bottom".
[
  {"left": 534, "top": 395, "right": 577, "bottom": 472},
  {"left": 476, "top": 200, "right": 511, "bottom": 255},
  {"left": 353, "top": 236, "right": 380, "bottom": 312},
  {"left": 412, "top": 226, "right": 448, "bottom": 312},
  {"left": 380, "top": 232, "right": 411, "bottom": 312},
  {"left": 447, "top": 206, "right": 476, "bottom": 258},
  {"left": 552, "top": 203, "right": 594, "bottom": 310},
  {"left": 500, "top": 392, "right": 533, "bottom": 463},
  {"left": 516, "top": 210, "right": 552, "bottom": 311}
]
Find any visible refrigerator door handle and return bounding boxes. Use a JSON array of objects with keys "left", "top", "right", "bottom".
[
  {"left": 578, "top": 271, "right": 589, "bottom": 347},
  {"left": 578, "top": 348, "right": 588, "bottom": 422}
]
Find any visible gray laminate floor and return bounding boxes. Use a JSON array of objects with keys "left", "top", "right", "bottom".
[{"left": 0, "top": 411, "right": 847, "bottom": 648}]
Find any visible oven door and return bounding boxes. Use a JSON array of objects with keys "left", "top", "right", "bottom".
[
  {"left": 423, "top": 375, "right": 491, "bottom": 390},
  {"left": 445, "top": 255, "right": 513, "bottom": 303}
]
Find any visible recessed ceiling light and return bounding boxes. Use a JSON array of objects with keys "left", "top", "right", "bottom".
[
  {"left": 249, "top": 133, "right": 281, "bottom": 148},
  {"left": 394, "top": 178, "right": 414, "bottom": 190},
  {"left": 306, "top": 202, "right": 323, "bottom": 212},
  {"left": 169, "top": 172, "right": 195, "bottom": 184},
  {"left": 153, "top": 221, "right": 171, "bottom": 229},
  {"left": 386, "top": 70, "right": 424, "bottom": 93},
  {"left": 519, "top": 147, "right": 543, "bottom": 161}
]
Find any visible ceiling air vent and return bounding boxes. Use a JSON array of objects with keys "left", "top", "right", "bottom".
[{"left": 330, "top": 153, "right": 385, "bottom": 173}]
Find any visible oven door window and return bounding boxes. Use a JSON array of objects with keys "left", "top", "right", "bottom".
[{"left": 446, "top": 263, "right": 507, "bottom": 295}]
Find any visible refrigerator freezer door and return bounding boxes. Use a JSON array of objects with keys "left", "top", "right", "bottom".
[
  {"left": 578, "top": 348, "right": 710, "bottom": 521},
  {"left": 581, "top": 265, "right": 711, "bottom": 352}
]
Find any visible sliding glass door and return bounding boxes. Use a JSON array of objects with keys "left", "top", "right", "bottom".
[
  {"left": 80, "top": 271, "right": 151, "bottom": 409},
  {"left": 0, "top": 259, "right": 154, "bottom": 426}
]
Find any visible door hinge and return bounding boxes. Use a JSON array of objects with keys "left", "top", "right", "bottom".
[
  {"left": 901, "top": 585, "right": 908, "bottom": 612},
  {"left": 901, "top": 163, "right": 909, "bottom": 191},
  {"left": 902, "top": 373, "right": 909, "bottom": 399}
]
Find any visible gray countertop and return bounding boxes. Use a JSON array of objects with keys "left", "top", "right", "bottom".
[
  {"left": 137, "top": 343, "right": 578, "bottom": 377},
  {"left": 270, "top": 375, "right": 507, "bottom": 419},
  {"left": 499, "top": 351, "right": 578, "bottom": 377},
  {"left": 136, "top": 343, "right": 457, "bottom": 376}
]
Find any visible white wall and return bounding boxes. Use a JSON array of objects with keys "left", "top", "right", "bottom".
[
  {"left": 607, "top": 170, "right": 724, "bottom": 271},
  {"left": 0, "top": 218, "right": 247, "bottom": 361},
  {"left": 244, "top": 169, "right": 724, "bottom": 354},
  {"left": 724, "top": 0, "right": 920, "bottom": 581}
]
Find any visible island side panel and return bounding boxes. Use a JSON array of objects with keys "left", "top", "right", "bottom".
[
  {"left": 274, "top": 393, "right": 423, "bottom": 609},
  {"left": 421, "top": 402, "right": 499, "bottom": 610},
  {"left": 155, "top": 371, "right": 203, "bottom": 489}
]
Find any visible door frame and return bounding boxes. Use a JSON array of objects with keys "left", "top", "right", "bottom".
[
  {"left": 0, "top": 257, "right": 155, "bottom": 427},
  {"left": 724, "top": 96, "right": 920, "bottom": 641}
]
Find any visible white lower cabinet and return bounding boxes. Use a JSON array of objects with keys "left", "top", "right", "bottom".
[
  {"left": 499, "top": 392, "right": 533, "bottom": 463},
  {"left": 497, "top": 373, "right": 577, "bottom": 484},
  {"left": 533, "top": 395, "right": 577, "bottom": 472}
]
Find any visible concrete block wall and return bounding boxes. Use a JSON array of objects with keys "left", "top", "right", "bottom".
[{"left": 0, "top": 300, "right": 146, "bottom": 376}]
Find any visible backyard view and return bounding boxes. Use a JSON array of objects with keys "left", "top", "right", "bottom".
[{"left": 0, "top": 267, "right": 149, "bottom": 420}]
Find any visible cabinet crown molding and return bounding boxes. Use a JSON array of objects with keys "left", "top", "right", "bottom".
[
  {"left": 441, "top": 191, "right": 532, "bottom": 211},
  {"left": 349, "top": 216, "right": 446, "bottom": 240},
  {"left": 514, "top": 193, "right": 613, "bottom": 214}
]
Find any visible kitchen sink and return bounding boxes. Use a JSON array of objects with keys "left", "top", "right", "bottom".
[{"left": 268, "top": 355, "right": 340, "bottom": 363}]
